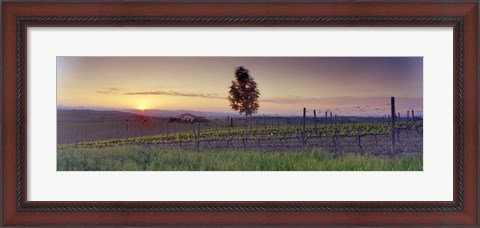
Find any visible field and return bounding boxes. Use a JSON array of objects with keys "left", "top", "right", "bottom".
[
  {"left": 58, "top": 146, "right": 422, "bottom": 171},
  {"left": 57, "top": 110, "right": 423, "bottom": 171}
]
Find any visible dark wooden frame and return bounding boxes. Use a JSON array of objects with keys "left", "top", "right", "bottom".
[{"left": 2, "top": 1, "right": 478, "bottom": 226}]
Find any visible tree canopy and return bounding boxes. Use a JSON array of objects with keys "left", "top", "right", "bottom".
[{"left": 228, "top": 66, "right": 260, "bottom": 117}]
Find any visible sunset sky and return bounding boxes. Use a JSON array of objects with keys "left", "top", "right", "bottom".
[{"left": 57, "top": 57, "right": 423, "bottom": 116}]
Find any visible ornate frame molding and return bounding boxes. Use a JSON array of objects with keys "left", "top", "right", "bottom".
[{"left": 15, "top": 16, "right": 465, "bottom": 212}]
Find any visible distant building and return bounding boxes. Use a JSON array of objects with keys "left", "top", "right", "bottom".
[{"left": 180, "top": 113, "right": 195, "bottom": 122}]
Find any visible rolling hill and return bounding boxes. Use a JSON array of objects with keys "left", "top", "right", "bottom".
[{"left": 57, "top": 109, "right": 153, "bottom": 124}]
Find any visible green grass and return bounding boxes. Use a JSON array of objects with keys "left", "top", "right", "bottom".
[{"left": 57, "top": 146, "right": 422, "bottom": 171}]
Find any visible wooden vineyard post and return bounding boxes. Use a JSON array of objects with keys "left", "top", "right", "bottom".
[
  {"left": 330, "top": 112, "right": 333, "bottom": 127},
  {"left": 198, "top": 123, "right": 201, "bottom": 151},
  {"left": 313, "top": 109, "right": 317, "bottom": 135},
  {"left": 302, "top": 107, "right": 306, "bottom": 149},
  {"left": 196, "top": 123, "right": 201, "bottom": 152},
  {"left": 227, "top": 116, "right": 230, "bottom": 133},
  {"left": 227, "top": 116, "right": 230, "bottom": 149},
  {"left": 407, "top": 110, "right": 410, "bottom": 124},
  {"left": 412, "top": 110, "right": 415, "bottom": 121},
  {"left": 324, "top": 111, "right": 327, "bottom": 131},
  {"left": 192, "top": 123, "right": 196, "bottom": 146},
  {"left": 391, "top": 97, "right": 396, "bottom": 153},
  {"left": 125, "top": 124, "right": 129, "bottom": 144},
  {"left": 75, "top": 130, "right": 78, "bottom": 147}
]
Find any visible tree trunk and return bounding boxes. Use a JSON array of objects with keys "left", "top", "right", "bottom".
[{"left": 245, "top": 113, "right": 248, "bottom": 138}]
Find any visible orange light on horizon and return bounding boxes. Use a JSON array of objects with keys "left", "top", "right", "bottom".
[{"left": 138, "top": 104, "right": 146, "bottom": 111}]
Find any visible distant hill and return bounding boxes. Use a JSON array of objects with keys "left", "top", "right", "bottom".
[
  {"left": 57, "top": 109, "right": 152, "bottom": 124},
  {"left": 57, "top": 104, "right": 114, "bottom": 111},
  {"left": 57, "top": 105, "right": 242, "bottom": 119},
  {"left": 125, "top": 109, "right": 240, "bottom": 119}
]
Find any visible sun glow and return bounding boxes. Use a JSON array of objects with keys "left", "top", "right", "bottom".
[{"left": 138, "top": 105, "right": 146, "bottom": 111}]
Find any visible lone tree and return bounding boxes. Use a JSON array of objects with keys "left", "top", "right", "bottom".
[{"left": 228, "top": 66, "right": 260, "bottom": 126}]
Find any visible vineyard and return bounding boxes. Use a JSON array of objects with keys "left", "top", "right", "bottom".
[
  {"left": 58, "top": 119, "right": 423, "bottom": 158},
  {"left": 57, "top": 98, "right": 423, "bottom": 171}
]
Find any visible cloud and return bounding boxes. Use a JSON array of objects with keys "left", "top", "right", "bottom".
[
  {"left": 97, "top": 88, "right": 120, "bottom": 94},
  {"left": 96, "top": 89, "right": 224, "bottom": 99},
  {"left": 125, "top": 90, "right": 223, "bottom": 99}
]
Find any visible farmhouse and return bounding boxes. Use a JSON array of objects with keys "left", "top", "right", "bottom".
[{"left": 180, "top": 113, "right": 195, "bottom": 122}]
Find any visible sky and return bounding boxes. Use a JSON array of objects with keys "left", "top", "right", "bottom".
[{"left": 57, "top": 57, "right": 423, "bottom": 116}]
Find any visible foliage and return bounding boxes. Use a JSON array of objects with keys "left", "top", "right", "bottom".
[
  {"left": 228, "top": 66, "right": 260, "bottom": 117},
  {"left": 57, "top": 121, "right": 423, "bottom": 149}
]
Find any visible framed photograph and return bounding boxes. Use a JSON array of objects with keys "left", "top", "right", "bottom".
[{"left": 2, "top": 1, "right": 478, "bottom": 226}]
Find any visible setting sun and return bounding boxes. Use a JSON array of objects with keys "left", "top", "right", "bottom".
[{"left": 138, "top": 105, "right": 146, "bottom": 111}]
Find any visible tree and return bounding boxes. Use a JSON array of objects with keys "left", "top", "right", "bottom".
[{"left": 228, "top": 66, "right": 260, "bottom": 125}]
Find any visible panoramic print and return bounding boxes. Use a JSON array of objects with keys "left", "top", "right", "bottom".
[{"left": 57, "top": 57, "right": 423, "bottom": 171}]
